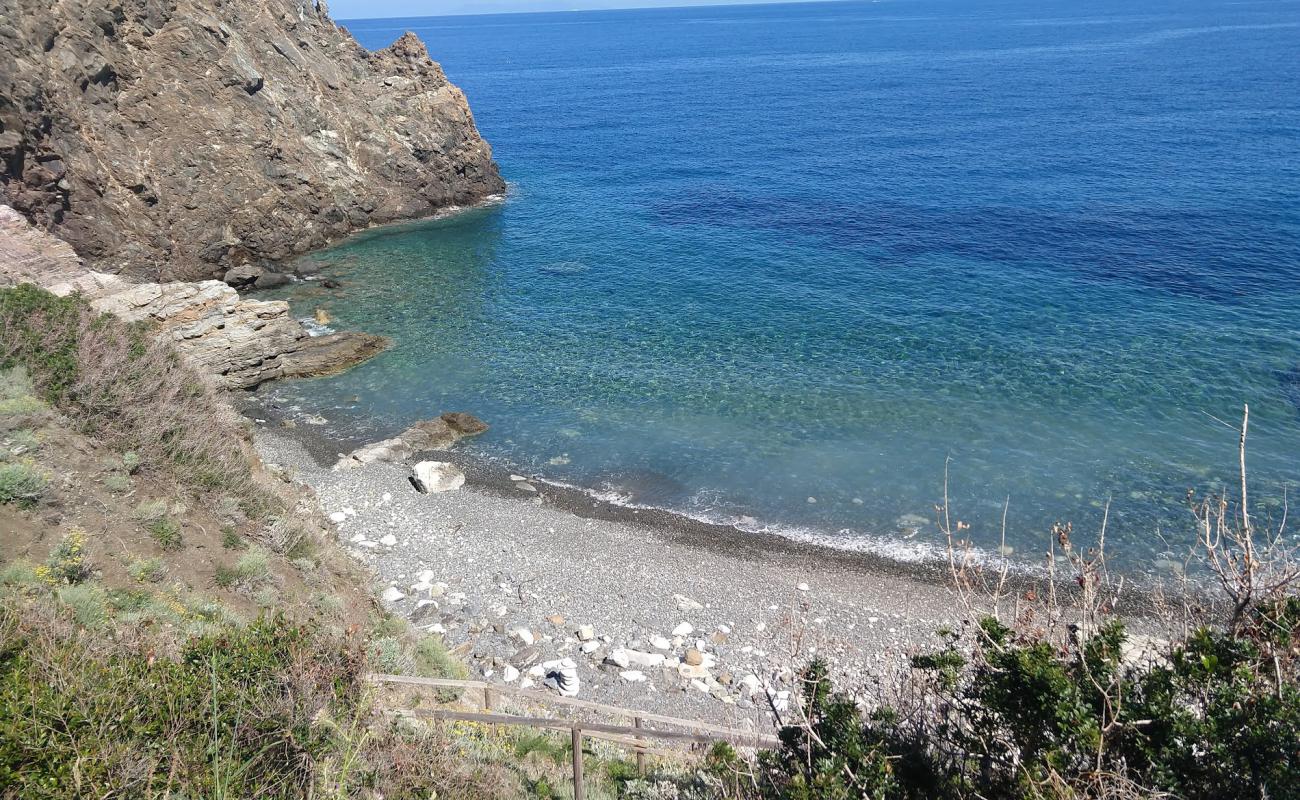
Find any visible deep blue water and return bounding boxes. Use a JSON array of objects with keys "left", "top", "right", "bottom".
[{"left": 264, "top": 0, "right": 1300, "bottom": 570}]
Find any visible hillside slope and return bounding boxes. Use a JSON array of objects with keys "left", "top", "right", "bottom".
[{"left": 0, "top": 0, "right": 504, "bottom": 281}]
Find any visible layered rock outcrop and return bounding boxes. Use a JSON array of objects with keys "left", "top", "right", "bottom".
[
  {"left": 0, "top": 205, "right": 386, "bottom": 388},
  {"left": 0, "top": 0, "right": 504, "bottom": 281}
]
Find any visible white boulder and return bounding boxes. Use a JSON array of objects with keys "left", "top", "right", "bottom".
[{"left": 411, "top": 461, "right": 466, "bottom": 493}]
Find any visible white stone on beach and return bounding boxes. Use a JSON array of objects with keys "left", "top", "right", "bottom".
[
  {"left": 739, "top": 674, "right": 762, "bottom": 696},
  {"left": 580, "top": 641, "right": 600, "bottom": 654},
  {"left": 513, "top": 628, "right": 536, "bottom": 646},
  {"left": 329, "top": 511, "right": 347, "bottom": 523},
  {"left": 618, "top": 649, "right": 665, "bottom": 669},
  {"left": 796, "top": 582, "right": 810, "bottom": 592},
  {"left": 649, "top": 635, "right": 672, "bottom": 650},
  {"left": 379, "top": 534, "right": 398, "bottom": 547},
  {"left": 674, "top": 593, "right": 704, "bottom": 611},
  {"left": 577, "top": 624, "right": 595, "bottom": 641},
  {"left": 671, "top": 622, "right": 694, "bottom": 636},
  {"left": 619, "top": 670, "right": 647, "bottom": 683},
  {"left": 502, "top": 665, "right": 520, "bottom": 683},
  {"left": 678, "top": 662, "right": 709, "bottom": 680},
  {"left": 380, "top": 586, "right": 406, "bottom": 603},
  {"left": 607, "top": 649, "right": 631, "bottom": 669},
  {"left": 411, "top": 461, "right": 465, "bottom": 493},
  {"left": 510, "top": 474, "right": 527, "bottom": 481}
]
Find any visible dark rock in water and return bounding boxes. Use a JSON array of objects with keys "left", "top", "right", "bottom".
[
  {"left": 0, "top": 0, "right": 504, "bottom": 281},
  {"left": 222, "top": 264, "right": 262, "bottom": 288},
  {"left": 253, "top": 271, "right": 290, "bottom": 290},
  {"left": 400, "top": 413, "right": 489, "bottom": 450},
  {"left": 320, "top": 279, "right": 342, "bottom": 290},
  {"left": 279, "top": 332, "right": 391, "bottom": 381},
  {"left": 441, "top": 412, "right": 490, "bottom": 436}
]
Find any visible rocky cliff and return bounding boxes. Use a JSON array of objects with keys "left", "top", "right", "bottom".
[{"left": 0, "top": 0, "right": 504, "bottom": 281}]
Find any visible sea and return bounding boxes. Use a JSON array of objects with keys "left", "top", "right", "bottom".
[{"left": 259, "top": 0, "right": 1300, "bottom": 573}]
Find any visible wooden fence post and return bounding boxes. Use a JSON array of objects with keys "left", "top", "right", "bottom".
[
  {"left": 634, "top": 717, "right": 646, "bottom": 774},
  {"left": 572, "top": 725, "right": 585, "bottom": 800}
]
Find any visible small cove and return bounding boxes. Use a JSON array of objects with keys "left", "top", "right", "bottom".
[{"left": 259, "top": 0, "right": 1300, "bottom": 573}]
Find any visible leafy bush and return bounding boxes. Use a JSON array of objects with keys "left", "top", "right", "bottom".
[
  {"left": 0, "top": 366, "right": 46, "bottom": 417},
  {"left": 0, "top": 461, "right": 46, "bottom": 506},
  {"left": 215, "top": 547, "right": 272, "bottom": 591},
  {"left": 102, "top": 473, "right": 131, "bottom": 493},
  {"left": 56, "top": 583, "right": 109, "bottom": 628},
  {"left": 0, "top": 608, "right": 367, "bottom": 798},
  {"left": 145, "top": 517, "right": 183, "bottom": 550},
  {"left": 6, "top": 428, "right": 39, "bottom": 452},
  {"left": 0, "top": 286, "right": 83, "bottom": 402},
  {"left": 754, "top": 601, "right": 1300, "bottom": 799},
  {"left": 367, "top": 636, "right": 406, "bottom": 673},
  {"left": 126, "top": 557, "right": 166, "bottom": 584},
  {"left": 0, "top": 561, "right": 38, "bottom": 588},
  {"left": 43, "top": 529, "right": 92, "bottom": 584},
  {"left": 222, "top": 526, "right": 247, "bottom": 550}
]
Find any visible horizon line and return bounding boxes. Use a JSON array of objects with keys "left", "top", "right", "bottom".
[{"left": 337, "top": 0, "right": 845, "bottom": 23}]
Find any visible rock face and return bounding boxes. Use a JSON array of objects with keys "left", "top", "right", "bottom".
[
  {"left": 0, "top": 204, "right": 386, "bottom": 388},
  {"left": 0, "top": 0, "right": 505, "bottom": 281}
]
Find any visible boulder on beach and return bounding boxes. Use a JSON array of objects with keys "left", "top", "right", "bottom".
[
  {"left": 410, "top": 461, "right": 466, "bottom": 493},
  {"left": 334, "top": 412, "right": 489, "bottom": 470}
]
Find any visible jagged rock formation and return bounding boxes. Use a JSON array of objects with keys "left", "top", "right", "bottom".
[
  {"left": 0, "top": 205, "right": 387, "bottom": 388},
  {"left": 0, "top": 0, "right": 504, "bottom": 281}
]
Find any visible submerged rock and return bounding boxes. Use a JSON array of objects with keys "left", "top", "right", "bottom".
[{"left": 334, "top": 413, "right": 488, "bottom": 470}]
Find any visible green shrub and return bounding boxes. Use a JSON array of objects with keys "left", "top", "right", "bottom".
[
  {"left": 145, "top": 517, "right": 182, "bottom": 550},
  {"left": 121, "top": 450, "right": 141, "bottom": 474},
  {"left": 0, "top": 561, "right": 39, "bottom": 588},
  {"left": 0, "top": 284, "right": 83, "bottom": 402},
  {"left": 44, "top": 530, "right": 92, "bottom": 584},
  {"left": 367, "top": 636, "right": 406, "bottom": 673},
  {"left": 126, "top": 557, "right": 165, "bottom": 584},
  {"left": 102, "top": 473, "right": 131, "bottom": 493},
  {"left": 133, "top": 498, "right": 168, "bottom": 521},
  {"left": 6, "top": 428, "right": 40, "bottom": 452},
  {"left": 56, "top": 584, "right": 109, "bottom": 628},
  {"left": 0, "top": 367, "right": 46, "bottom": 417},
  {"left": 411, "top": 634, "right": 468, "bottom": 703},
  {"left": 235, "top": 547, "right": 270, "bottom": 582},
  {"left": 221, "top": 526, "right": 247, "bottom": 550},
  {"left": 0, "top": 611, "right": 368, "bottom": 797},
  {"left": 755, "top": 601, "right": 1300, "bottom": 800},
  {"left": 0, "top": 461, "right": 46, "bottom": 506},
  {"left": 215, "top": 547, "right": 272, "bottom": 592}
]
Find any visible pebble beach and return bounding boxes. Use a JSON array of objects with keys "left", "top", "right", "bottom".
[{"left": 254, "top": 425, "right": 968, "bottom": 728}]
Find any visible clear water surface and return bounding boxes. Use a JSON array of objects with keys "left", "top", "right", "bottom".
[{"left": 261, "top": 0, "right": 1300, "bottom": 570}]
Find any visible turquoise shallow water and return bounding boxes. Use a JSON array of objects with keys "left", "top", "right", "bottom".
[{"left": 262, "top": 0, "right": 1300, "bottom": 570}]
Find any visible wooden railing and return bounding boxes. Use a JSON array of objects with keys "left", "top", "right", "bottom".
[{"left": 370, "top": 673, "right": 779, "bottom": 800}]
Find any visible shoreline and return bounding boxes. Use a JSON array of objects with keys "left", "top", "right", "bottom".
[{"left": 247, "top": 399, "right": 1171, "bottom": 727}]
